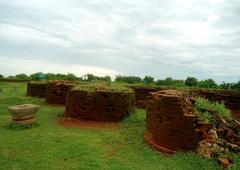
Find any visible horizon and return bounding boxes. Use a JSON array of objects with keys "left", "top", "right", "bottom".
[{"left": 0, "top": 0, "right": 240, "bottom": 83}]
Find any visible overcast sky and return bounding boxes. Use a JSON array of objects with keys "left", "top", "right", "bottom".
[{"left": 0, "top": 0, "right": 239, "bottom": 82}]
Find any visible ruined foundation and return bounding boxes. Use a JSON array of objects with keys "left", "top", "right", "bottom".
[
  {"left": 27, "top": 81, "right": 48, "bottom": 98},
  {"left": 128, "top": 85, "right": 164, "bottom": 108},
  {"left": 45, "top": 81, "right": 75, "bottom": 105},
  {"left": 189, "top": 89, "right": 240, "bottom": 117},
  {"left": 145, "top": 90, "right": 200, "bottom": 154},
  {"left": 65, "top": 85, "right": 135, "bottom": 121}
]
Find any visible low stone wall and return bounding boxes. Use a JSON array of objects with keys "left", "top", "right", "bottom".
[
  {"left": 145, "top": 90, "right": 201, "bottom": 153},
  {"left": 45, "top": 81, "right": 75, "bottom": 105},
  {"left": 27, "top": 81, "right": 48, "bottom": 98},
  {"left": 128, "top": 86, "right": 165, "bottom": 108},
  {"left": 65, "top": 86, "right": 135, "bottom": 121},
  {"left": 189, "top": 89, "right": 240, "bottom": 117}
]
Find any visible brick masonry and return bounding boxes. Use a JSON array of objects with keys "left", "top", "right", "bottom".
[
  {"left": 27, "top": 82, "right": 48, "bottom": 98},
  {"left": 65, "top": 89, "right": 135, "bottom": 121},
  {"left": 145, "top": 90, "right": 201, "bottom": 153},
  {"left": 45, "top": 81, "right": 75, "bottom": 105},
  {"left": 129, "top": 86, "right": 168, "bottom": 108},
  {"left": 189, "top": 89, "right": 240, "bottom": 117}
]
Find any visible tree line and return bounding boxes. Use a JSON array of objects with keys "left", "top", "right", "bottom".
[{"left": 0, "top": 73, "right": 239, "bottom": 90}]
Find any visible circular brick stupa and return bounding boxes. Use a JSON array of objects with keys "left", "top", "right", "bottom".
[
  {"left": 65, "top": 85, "right": 135, "bottom": 121},
  {"left": 144, "top": 90, "right": 201, "bottom": 154}
]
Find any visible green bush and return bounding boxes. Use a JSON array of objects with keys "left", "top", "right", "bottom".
[
  {"left": 185, "top": 77, "right": 198, "bottom": 87},
  {"left": 194, "top": 97, "right": 232, "bottom": 124}
]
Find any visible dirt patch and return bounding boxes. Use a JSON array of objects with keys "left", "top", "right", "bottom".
[{"left": 58, "top": 117, "right": 120, "bottom": 130}]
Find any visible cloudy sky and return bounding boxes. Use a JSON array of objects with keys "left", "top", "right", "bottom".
[{"left": 0, "top": 0, "right": 239, "bottom": 82}]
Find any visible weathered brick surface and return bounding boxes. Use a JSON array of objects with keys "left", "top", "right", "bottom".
[
  {"left": 27, "top": 82, "right": 48, "bottom": 98},
  {"left": 145, "top": 90, "right": 201, "bottom": 153},
  {"left": 65, "top": 89, "right": 135, "bottom": 121},
  {"left": 129, "top": 86, "right": 167, "bottom": 108},
  {"left": 45, "top": 81, "right": 75, "bottom": 105}
]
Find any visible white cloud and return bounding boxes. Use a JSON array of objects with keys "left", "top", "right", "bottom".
[
  {"left": 0, "top": 0, "right": 240, "bottom": 82},
  {"left": 0, "top": 57, "right": 119, "bottom": 78}
]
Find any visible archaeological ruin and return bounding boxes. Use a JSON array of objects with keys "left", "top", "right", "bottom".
[
  {"left": 189, "top": 89, "right": 240, "bottom": 118},
  {"left": 144, "top": 90, "right": 201, "bottom": 153},
  {"left": 65, "top": 85, "right": 135, "bottom": 121},
  {"left": 27, "top": 81, "right": 48, "bottom": 98},
  {"left": 128, "top": 85, "right": 165, "bottom": 108},
  {"left": 45, "top": 81, "right": 75, "bottom": 105}
]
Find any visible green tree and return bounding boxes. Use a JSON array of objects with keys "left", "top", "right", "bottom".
[
  {"left": 233, "top": 80, "right": 240, "bottom": 90},
  {"left": 0, "top": 74, "right": 4, "bottom": 79},
  {"left": 30, "top": 72, "right": 43, "bottom": 80},
  {"left": 115, "top": 75, "right": 142, "bottom": 84},
  {"left": 219, "top": 82, "right": 234, "bottom": 90},
  {"left": 143, "top": 76, "right": 154, "bottom": 84},
  {"left": 15, "top": 74, "right": 29, "bottom": 80},
  {"left": 164, "top": 77, "right": 173, "bottom": 86},
  {"left": 65, "top": 73, "right": 78, "bottom": 81},
  {"left": 198, "top": 79, "right": 217, "bottom": 88},
  {"left": 46, "top": 73, "right": 56, "bottom": 80},
  {"left": 185, "top": 77, "right": 198, "bottom": 86}
]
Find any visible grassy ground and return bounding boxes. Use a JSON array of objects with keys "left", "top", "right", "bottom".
[{"left": 0, "top": 83, "right": 239, "bottom": 170}]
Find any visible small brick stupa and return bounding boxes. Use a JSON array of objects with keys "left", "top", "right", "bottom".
[
  {"left": 46, "top": 81, "right": 75, "bottom": 105},
  {"left": 27, "top": 81, "right": 48, "bottom": 98},
  {"left": 65, "top": 85, "right": 135, "bottom": 121},
  {"left": 144, "top": 90, "right": 200, "bottom": 154}
]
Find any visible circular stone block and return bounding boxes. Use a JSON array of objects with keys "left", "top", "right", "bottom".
[{"left": 8, "top": 104, "right": 39, "bottom": 125}]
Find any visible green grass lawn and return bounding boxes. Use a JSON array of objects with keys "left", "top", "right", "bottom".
[{"left": 0, "top": 82, "right": 239, "bottom": 170}]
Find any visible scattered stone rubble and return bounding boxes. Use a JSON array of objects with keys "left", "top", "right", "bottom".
[
  {"left": 145, "top": 89, "right": 240, "bottom": 168},
  {"left": 196, "top": 109, "right": 240, "bottom": 168}
]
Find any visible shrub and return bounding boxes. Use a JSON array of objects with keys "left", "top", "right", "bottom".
[{"left": 194, "top": 97, "right": 232, "bottom": 125}]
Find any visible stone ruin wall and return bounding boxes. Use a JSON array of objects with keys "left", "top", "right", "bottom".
[
  {"left": 189, "top": 89, "right": 240, "bottom": 117},
  {"left": 129, "top": 86, "right": 168, "bottom": 109},
  {"left": 65, "top": 89, "right": 135, "bottom": 121},
  {"left": 145, "top": 90, "right": 201, "bottom": 153},
  {"left": 45, "top": 81, "right": 75, "bottom": 105},
  {"left": 27, "top": 82, "right": 48, "bottom": 98}
]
